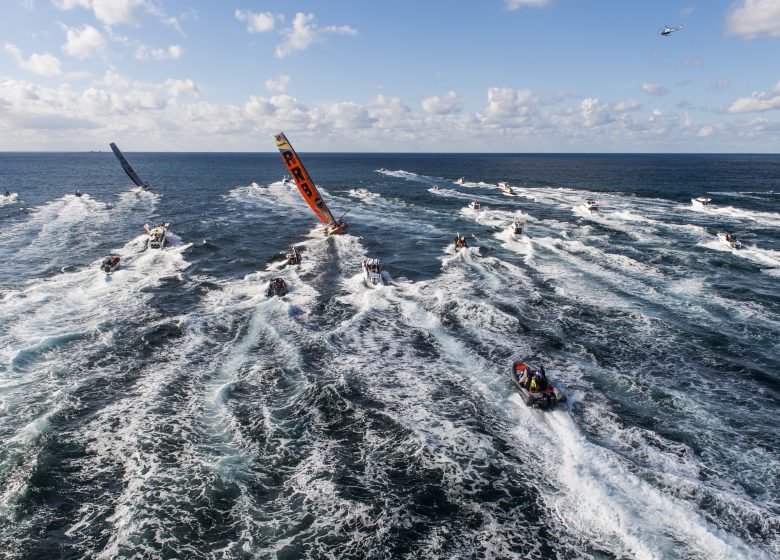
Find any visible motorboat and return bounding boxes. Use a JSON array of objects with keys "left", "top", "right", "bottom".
[
  {"left": 510, "top": 361, "right": 566, "bottom": 409},
  {"left": 266, "top": 277, "right": 288, "bottom": 297},
  {"left": 455, "top": 177, "right": 466, "bottom": 185},
  {"left": 692, "top": 197, "right": 712, "bottom": 208},
  {"left": 282, "top": 174, "right": 292, "bottom": 185},
  {"left": 512, "top": 219, "right": 524, "bottom": 236},
  {"left": 100, "top": 255, "right": 121, "bottom": 274},
  {"left": 468, "top": 200, "right": 481, "bottom": 210},
  {"left": 717, "top": 232, "right": 741, "bottom": 249},
  {"left": 75, "top": 189, "right": 83, "bottom": 197},
  {"left": 432, "top": 185, "right": 439, "bottom": 192},
  {"left": 582, "top": 199, "right": 599, "bottom": 212},
  {"left": 286, "top": 246, "right": 302, "bottom": 265},
  {"left": 378, "top": 167, "right": 386, "bottom": 172},
  {"left": 144, "top": 222, "right": 169, "bottom": 249},
  {"left": 498, "top": 181, "right": 513, "bottom": 195},
  {"left": 453, "top": 234, "right": 469, "bottom": 250},
  {"left": 362, "top": 258, "right": 384, "bottom": 287}
]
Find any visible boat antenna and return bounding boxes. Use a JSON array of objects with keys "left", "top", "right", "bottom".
[{"left": 336, "top": 209, "right": 350, "bottom": 222}]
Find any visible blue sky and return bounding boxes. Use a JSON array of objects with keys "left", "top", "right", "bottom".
[{"left": 2, "top": 0, "right": 780, "bottom": 151}]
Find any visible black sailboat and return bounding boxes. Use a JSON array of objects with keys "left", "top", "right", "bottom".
[{"left": 110, "top": 142, "right": 150, "bottom": 190}]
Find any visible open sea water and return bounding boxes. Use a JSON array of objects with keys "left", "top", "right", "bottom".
[{"left": 0, "top": 152, "right": 778, "bottom": 559}]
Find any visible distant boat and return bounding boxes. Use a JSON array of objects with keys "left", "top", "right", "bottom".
[
  {"left": 498, "top": 181, "right": 513, "bottom": 195},
  {"left": 274, "top": 132, "right": 347, "bottom": 235},
  {"left": 692, "top": 197, "right": 712, "bottom": 208},
  {"left": 512, "top": 219, "right": 524, "bottom": 237},
  {"left": 717, "top": 232, "right": 741, "bottom": 249},
  {"left": 455, "top": 177, "right": 466, "bottom": 185},
  {"left": 469, "top": 200, "right": 481, "bottom": 210},
  {"left": 582, "top": 199, "right": 599, "bottom": 213},
  {"left": 110, "top": 142, "right": 150, "bottom": 190}
]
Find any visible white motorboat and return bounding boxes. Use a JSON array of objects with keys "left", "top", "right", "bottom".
[
  {"left": 144, "top": 222, "right": 169, "bottom": 249},
  {"left": 512, "top": 219, "right": 524, "bottom": 237},
  {"left": 469, "top": 200, "right": 481, "bottom": 210},
  {"left": 282, "top": 174, "right": 292, "bottom": 185},
  {"left": 582, "top": 199, "right": 599, "bottom": 213},
  {"left": 692, "top": 196, "right": 712, "bottom": 208},
  {"left": 455, "top": 177, "right": 466, "bottom": 185},
  {"left": 717, "top": 232, "right": 741, "bottom": 249},
  {"left": 362, "top": 258, "right": 383, "bottom": 286},
  {"left": 498, "top": 181, "right": 513, "bottom": 195}
]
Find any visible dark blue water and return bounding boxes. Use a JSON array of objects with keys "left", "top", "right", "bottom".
[{"left": 0, "top": 152, "right": 778, "bottom": 559}]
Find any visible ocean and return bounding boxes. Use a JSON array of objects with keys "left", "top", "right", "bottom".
[{"left": 0, "top": 152, "right": 778, "bottom": 559}]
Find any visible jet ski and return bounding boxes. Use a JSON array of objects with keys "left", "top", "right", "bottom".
[
  {"left": 100, "top": 255, "right": 121, "bottom": 274},
  {"left": 717, "top": 232, "right": 741, "bottom": 249},
  {"left": 144, "top": 222, "right": 169, "bottom": 249},
  {"left": 455, "top": 177, "right": 466, "bottom": 185},
  {"left": 692, "top": 196, "right": 712, "bottom": 208},
  {"left": 498, "top": 181, "right": 513, "bottom": 195},
  {"left": 510, "top": 361, "right": 566, "bottom": 409},
  {"left": 266, "top": 277, "right": 288, "bottom": 297},
  {"left": 582, "top": 199, "right": 598, "bottom": 212},
  {"left": 362, "top": 258, "right": 383, "bottom": 287},
  {"left": 453, "top": 233, "right": 469, "bottom": 250},
  {"left": 512, "top": 219, "right": 524, "bottom": 237},
  {"left": 468, "top": 200, "right": 481, "bottom": 210},
  {"left": 286, "top": 246, "right": 302, "bottom": 265}
]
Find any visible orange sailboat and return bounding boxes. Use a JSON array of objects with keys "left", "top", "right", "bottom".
[{"left": 274, "top": 132, "right": 347, "bottom": 235}]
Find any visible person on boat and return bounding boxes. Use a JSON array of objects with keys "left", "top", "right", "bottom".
[
  {"left": 518, "top": 365, "right": 532, "bottom": 388},
  {"left": 4, "top": 191, "right": 10, "bottom": 197}
]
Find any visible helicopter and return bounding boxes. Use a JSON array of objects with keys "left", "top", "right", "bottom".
[{"left": 660, "top": 24, "right": 682, "bottom": 36}]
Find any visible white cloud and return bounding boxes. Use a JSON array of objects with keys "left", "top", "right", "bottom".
[
  {"left": 52, "top": 0, "right": 146, "bottom": 26},
  {"left": 481, "top": 87, "right": 536, "bottom": 118},
  {"left": 641, "top": 81, "right": 668, "bottom": 96},
  {"left": 163, "top": 78, "right": 198, "bottom": 97},
  {"left": 4, "top": 43, "right": 63, "bottom": 76},
  {"left": 726, "top": 0, "right": 780, "bottom": 39},
  {"left": 135, "top": 43, "right": 183, "bottom": 60},
  {"left": 727, "top": 81, "right": 780, "bottom": 113},
  {"left": 613, "top": 99, "right": 642, "bottom": 113},
  {"left": 505, "top": 0, "right": 553, "bottom": 9},
  {"left": 265, "top": 75, "right": 290, "bottom": 94},
  {"left": 61, "top": 24, "right": 106, "bottom": 59},
  {"left": 235, "top": 9, "right": 277, "bottom": 33},
  {"left": 275, "top": 12, "right": 357, "bottom": 58},
  {"left": 581, "top": 98, "right": 615, "bottom": 127},
  {"left": 0, "top": 78, "right": 778, "bottom": 151},
  {"left": 421, "top": 91, "right": 465, "bottom": 115}
]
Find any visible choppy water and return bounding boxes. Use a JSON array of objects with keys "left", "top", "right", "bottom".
[{"left": 0, "top": 152, "right": 778, "bottom": 559}]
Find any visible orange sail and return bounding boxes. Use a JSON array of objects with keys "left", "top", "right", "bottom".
[{"left": 274, "top": 132, "right": 335, "bottom": 225}]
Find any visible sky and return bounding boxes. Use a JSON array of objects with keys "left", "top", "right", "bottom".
[{"left": 2, "top": 0, "right": 780, "bottom": 152}]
